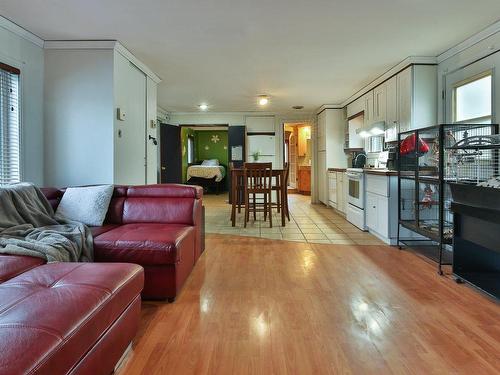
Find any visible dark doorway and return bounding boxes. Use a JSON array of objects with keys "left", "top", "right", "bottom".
[{"left": 160, "top": 124, "right": 182, "bottom": 183}]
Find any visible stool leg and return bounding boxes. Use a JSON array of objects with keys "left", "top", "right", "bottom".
[
  {"left": 244, "top": 192, "right": 249, "bottom": 228},
  {"left": 276, "top": 189, "right": 280, "bottom": 213},
  {"left": 264, "top": 193, "right": 267, "bottom": 221},
  {"left": 268, "top": 191, "right": 273, "bottom": 228},
  {"left": 252, "top": 193, "right": 256, "bottom": 220}
]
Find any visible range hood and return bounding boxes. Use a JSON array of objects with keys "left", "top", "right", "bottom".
[{"left": 356, "top": 121, "right": 385, "bottom": 138}]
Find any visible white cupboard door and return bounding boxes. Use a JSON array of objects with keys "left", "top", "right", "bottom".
[
  {"left": 318, "top": 151, "right": 327, "bottom": 204},
  {"left": 336, "top": 172, "right": 345, "bottom": 213},
  {"left": 377, "top": 195, "right": 389, "bottom": 237},
  {"left": 317, "top": 111, "right": 326, "bottom": 151},
  {"left": 246, "top": 116, "right": 275, "bottom": 133},
  {"left": 364, "top": 91, "right": 374, "bottom": 127},
  {"left": 373, "top": 84, "right": 387, "bottom": 122},
  {"left": 398, "top": 67, "right": 412, "bottom": 132},
  {"left": 366, "top": 192, "right": 378, "bottom": 230},
  {"left": 385, "top": 75, "right": 398, "bottom": 142}
]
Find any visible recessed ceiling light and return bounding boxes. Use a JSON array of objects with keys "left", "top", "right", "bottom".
[
  {"left": 198, "top": 103, "right": 208, "bottom": 111},
  {"left": 258, "top": 96, "right": 269, "bottom": 106}
]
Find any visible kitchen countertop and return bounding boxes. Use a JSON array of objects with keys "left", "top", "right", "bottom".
[
  {"left": 363, "top": 168, "right": 398, "bottom": 176},
  {"left": 327, "top": 168, "right": 347, "bottom": 172}
]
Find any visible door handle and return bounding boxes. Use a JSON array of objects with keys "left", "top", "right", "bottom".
[{"left": 161, "top": 166, "right": 166, "bottom": 171}]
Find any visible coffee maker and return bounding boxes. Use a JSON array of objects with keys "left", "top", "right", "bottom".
[{"left": 386, "top": 146, "right": 397, "bottom": 170}]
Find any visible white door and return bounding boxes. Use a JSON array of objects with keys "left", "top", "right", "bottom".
[
  {"left": 444, "top": 53, "right": 499, "bottom": 124},
  {"left": 114, "top": 61, "right": 147, "bottom": 185}
]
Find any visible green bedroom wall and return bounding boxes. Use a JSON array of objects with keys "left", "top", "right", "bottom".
[{"left": 195, "top": 130, "right": 228, "bottom": 167}]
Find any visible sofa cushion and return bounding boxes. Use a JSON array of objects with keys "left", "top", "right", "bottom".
[
  {"left": 93, "top": 223, "right": 195, "bottom": 265},
  {"left": 122, "top": 198, "right": 196, "bottom": 225},
  {"left": 0, "top": 262, "right": 143, "bottom": 375},
  {"left": 89, "top": 224, "right": 119, "bottom": 238},
  {"left": 0, "top": 255, "right": 45, "bottom": 283}
]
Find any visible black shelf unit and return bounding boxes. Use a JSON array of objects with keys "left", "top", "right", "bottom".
[
  {"left": 397, "top": 123, "right": 499, "bottom": 275},
  {"left": 397, "top": 125, "right": 453, "bottom": 274}
]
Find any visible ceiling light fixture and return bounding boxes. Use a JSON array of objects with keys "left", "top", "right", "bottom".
[
  {"left": 258, "top": 96, "right": 269, "bottom": 106},
  {"left": 292, "top": 105, "right": 304, "bottom": 110},
  {"left": 198, "top": 103, "right": 208, "bottom": 111}
]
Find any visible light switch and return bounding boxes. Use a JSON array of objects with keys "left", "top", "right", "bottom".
[{"left": 117, "top": 108, "right": 126, "bottom": 121}]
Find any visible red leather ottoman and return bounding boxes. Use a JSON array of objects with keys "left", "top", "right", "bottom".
[
  {"left": 0, "top": 262, "right": 144, "bottom": 375},
  {"left": 94, "top": 223, "right": 195, "bottom": 301}
]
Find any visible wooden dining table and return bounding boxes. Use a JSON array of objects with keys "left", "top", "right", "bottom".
[{"left": 230, "top": 167, "right": 287, "bottom": 227}]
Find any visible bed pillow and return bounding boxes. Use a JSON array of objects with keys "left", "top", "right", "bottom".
[
  {"left": 201, "top": 159, "right": 219, "bottom": 166},
  {"left": 55, "top": 185, "right": 114, "bottom": 226}
]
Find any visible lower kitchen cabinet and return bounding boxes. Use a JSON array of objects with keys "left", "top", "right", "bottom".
[
  {"left": 328, "top": 171, "right": 337, "bottom": 208},
  {"left": 297, "top": 166, "right": 311, "bottom": 194},
  {"left": 336, "top": 171, "right": 346, "bottom": 214},
  {"left": 365, "top": 174, "right": 397, "bottom": 244}
]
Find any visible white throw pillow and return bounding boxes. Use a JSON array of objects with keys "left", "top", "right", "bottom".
[
  {"left": 55, "top": 185, "right": 114, "bottom": 226},
  {"left": 201, "top": 159, "right": 219, "bottom": 166}
]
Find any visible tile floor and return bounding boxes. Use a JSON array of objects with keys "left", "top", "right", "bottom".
[{"left": 203, "top": 192, "right": 385, "bottom": 245}]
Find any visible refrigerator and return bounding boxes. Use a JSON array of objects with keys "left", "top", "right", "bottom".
[{"left": 246, "top": 135, "right": 276, "bottom": 165}]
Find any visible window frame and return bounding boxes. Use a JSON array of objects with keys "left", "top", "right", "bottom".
[
  {"left": 452, "top": 69, "right": 493, "bottom": 124},
  {"left": 0, "top": 61, "right": 22, "bottom": 185}
]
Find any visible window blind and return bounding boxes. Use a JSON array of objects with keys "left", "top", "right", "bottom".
[{"left": 0, "top": 63, "right": 20, "bottom": 185}]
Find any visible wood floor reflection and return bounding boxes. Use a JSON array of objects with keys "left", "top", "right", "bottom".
[{"left": 116, "top": 234, "right": 500, "bottom": 375}]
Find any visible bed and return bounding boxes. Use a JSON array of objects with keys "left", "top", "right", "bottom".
[{"left": 186, "top": 160, "right": 227, "bottom": 194}]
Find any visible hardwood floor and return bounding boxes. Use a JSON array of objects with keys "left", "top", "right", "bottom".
[{"left": 116, "top": 235, "right": 500, "bottom": 375}]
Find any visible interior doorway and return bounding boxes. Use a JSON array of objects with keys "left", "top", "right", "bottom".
[{"left": 283, "top": 122, "right": 312, "bottom": 195}]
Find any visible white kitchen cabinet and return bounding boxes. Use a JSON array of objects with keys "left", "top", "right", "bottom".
[
  {"left": 384, "top": 65, "right": 437, "bottom": 142},
  {"left": 373, "top": 84, "right": 387, "bottom": 123},
  {"left": 398, "top": 67, "right": 412, "bottom": 133},
  {"left": 317, "top": 111, "right": 326, "bottom": 151},
  {"left": 316, "top": 109, "right": 347, "bottom": 204},
  {"left": 346, "top": 96, "right": 365, "bottom": 118},
  {"left": 318, "top": 150, "right": 327, "bottom": 204},
  {"left": 365, "top": 174, "right": 396, "bottom": 244},
  {"left": 364, "top": 91, "right": 374, "bottom": 128},
  {"left": 245, "top": 116, "right": 275, "bottom": 133},
  {"left": 384, "top": 75, "right": 398, "bottom": 142},
  {"left": 348, "top": 114, "right": 364, "bottom": 149},
  {"left": 336, "top": 171, "right": 345, "bottom": 214},
  {"left": 328, "top": 171, "right": 337, "bottom": 208}
]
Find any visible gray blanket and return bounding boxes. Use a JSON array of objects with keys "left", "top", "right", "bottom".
[{"left": 0, "top": 183, "right": 93, "bottom": 262}]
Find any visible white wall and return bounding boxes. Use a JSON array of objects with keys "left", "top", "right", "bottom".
[
  {"left": 0, "top": 22, "right": 44, "bottom": 185},
  {"left": 169, "top": 112, "right": 314, "bottom": 168},
  {"left": 44, "top": 49, "right": 114, "bottom": 186}
]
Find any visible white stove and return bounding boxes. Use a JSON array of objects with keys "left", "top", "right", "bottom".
[{"left": 345, "top": 168, "right": 366, "bottom": 230}]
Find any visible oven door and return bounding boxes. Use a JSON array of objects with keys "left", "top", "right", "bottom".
[{"left": 346, "top": 172, "right": 363, "bottom": 209}]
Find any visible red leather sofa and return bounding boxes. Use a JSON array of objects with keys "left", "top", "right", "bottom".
[
  {"left": 0, "top": 256, "right": 144, "bottom": 375},
  {"left": 42, "top": 184, "right": 204, "bottom": 300}
]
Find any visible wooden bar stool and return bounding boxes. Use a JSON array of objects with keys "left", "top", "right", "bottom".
[
  {"left": 243, "top": 162, "right": 273, "bottom": 228},
  {"left": 271, "top": 163, "right": 290, "bottom": 221}
]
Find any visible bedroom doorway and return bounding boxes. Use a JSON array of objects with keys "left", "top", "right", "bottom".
[
  {"left": 283, "top": 123, "right": 312, "bottom": 195},
  {"left": 179, "top": 124, "right": 230, "bottom": 194}
]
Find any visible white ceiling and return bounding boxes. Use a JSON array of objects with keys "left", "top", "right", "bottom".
[{"left": 1, "top": 1, "right": 500, "bottom": 113}]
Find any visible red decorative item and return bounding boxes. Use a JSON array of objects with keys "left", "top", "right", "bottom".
[{"left": 400, "top": 133, "right": 430, "bottom": 156}]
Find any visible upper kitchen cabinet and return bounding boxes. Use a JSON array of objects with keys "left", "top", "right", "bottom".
[
  {"left": 363, "top": 91, "right": 374, "bottom": 127},
  {"left": 373, "top": 84, "right": 387, "bottom": 123},
  {"left": 297, "top": 125, "right": 311, "bottom": 156},
  {"left": 346, "top": 95, "right": 364, "bottom": 118},
  {"left": 245, "top": 116, "right": 275, "bottom": 133},
  {"left": 385, "top": 65, "right": 437, "bottom": 142}
]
